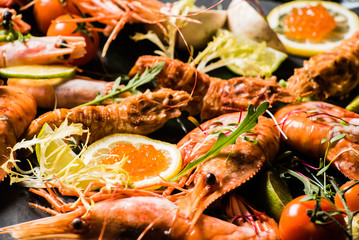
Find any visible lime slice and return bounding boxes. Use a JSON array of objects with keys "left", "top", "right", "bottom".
[
  {"left": 267, "top": 1, "right": 359, "bottom": 57},
  {"left": 35, "top": 123, "right": 83, "bottom": 177},
  {"left": 0, "top": 65, "right": 77, "bottom": 79},
  {"left": 346, "top": 94, "right": 359, "bottom": 113},
  {"left": 257, "top": 170, "right": 293, "bottom": 221}
]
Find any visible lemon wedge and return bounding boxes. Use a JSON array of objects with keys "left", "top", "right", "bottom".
[
  {"left": 267, "top": 1, "right": 359, "bottom": 57},
  {"left": 81, "top": 133, "right": 182, "bottom": 189},
  {"left": 0, "top": 65, "right": 77, "bottom": 79},
  {"left": 35, "top": 123, "right": 83, "bottom": 178}
]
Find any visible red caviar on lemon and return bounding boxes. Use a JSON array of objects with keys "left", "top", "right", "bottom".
[
  {"left": 283, "top": 3, "right": 336, "bottom": 42},
  {"left": 101, "top": 143, "right": 169, "bottom": 181}
]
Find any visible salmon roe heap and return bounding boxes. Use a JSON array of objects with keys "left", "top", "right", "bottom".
[
  {"left": 283, "top": 3, "right": 336, "bottom": 42},
  {"left": 101, "top": 143, "right": 169, "bottom": 181}
]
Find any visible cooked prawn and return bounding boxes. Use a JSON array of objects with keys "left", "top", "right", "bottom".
[
  {"left": 0, "top": 192, "right": 279, "bottom": 239},
  {"left": 129, "top": 55, "right": 296, "bottom": 120},
  {"left": 174, "top": 111, "right": 280, "bottom": 225},
  {"left": 0, "top": 7, "right": 30, "bottom": 33},
  {"left": 7, "top": 76, "right": 132, "bottom": 109},
  {"left": 23, "top": 88, "right": 191, "bottom": 143},
  {"left": 274, "top": 101, "right": 359, "bottom": 180},
  {"left": 0, "top": 36, "right": 86, "bottom": 67},
  {"left": 0, "top": 86, "right": 37, "bottom": 181},
  {"left": 287, "top": 31, "right": 359, "bottom": 99}
]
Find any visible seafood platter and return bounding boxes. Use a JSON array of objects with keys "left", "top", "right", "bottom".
[{"left": 1, "top": 0, "right": 359, "bottom": 239}]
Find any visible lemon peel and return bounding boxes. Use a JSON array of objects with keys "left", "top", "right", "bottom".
[{"left": 267, "top": 1, "right": 359, "bottom": 57}]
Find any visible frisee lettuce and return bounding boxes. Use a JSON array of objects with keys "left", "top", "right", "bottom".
[
  {"left": 192, "top": 29, "right": 287, "bottom": 77},
  {"left": 1, "top": 119, "right": 134, "bottom": 190},
  {"left": 131, "top": 0, "right": 197, "bottom": 59}
]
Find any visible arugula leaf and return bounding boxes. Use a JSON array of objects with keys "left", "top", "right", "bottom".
[
  {"left": 170, "top": 102, "right": 269, "bottom": 182},
  {"left": 317, "top": 133, "right": 346, "bottom": 176},
  {"left": 280, "top": 169, "right": 321, "bottom": 196},
  {"left": 76, "top": 62, "right": 165, "bottom": 107}
]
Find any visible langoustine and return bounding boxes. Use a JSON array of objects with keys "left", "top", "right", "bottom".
[
  {"left": 274, "top": 101, "right": 359, "bottom": 180},
  {"left": 58, "top": 0, "right": 168, "bottom": 56},
  {"left": 172, "top": 111, "right": 280, "bottom": 225},
  {"left": 0, "top": 36, "right": 86, "bottom": 67},
  {"left": 7, "top": 76, "right": 132, "bottom": 109},
  {"left": 23, "top": 88, "right": 190, "bottom": 143},
  {"left": 128, "top": 55, "right": 296, "bottom": 120},
  {"left": 287, "top": 31, "right": 359, "bottom": 99},
  {"left": 0, "top": 190, "right": 279, "bottom": 239},
  {"left": 0, "top": 85, "right": 37, "bottom": 181},
  {"left": 0, "top": 7, "right": 30, "bottom": 33}
]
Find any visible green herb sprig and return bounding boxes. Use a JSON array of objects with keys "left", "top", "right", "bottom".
[
  {"left": 76, "top": 62, "right": 165, "bottom": 108},
  {"left": 170, "top": 102, "right": 269, "bottom": 182}
]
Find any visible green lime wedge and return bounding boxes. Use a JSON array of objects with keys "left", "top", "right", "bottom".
[
  {"left": 0, "top": 65, "right": 77, "bottom": 79},
  {"left": 257, "top": 170, "right": 293, "bottom": 221},
  {"left": 346, "top": 94, "right": 359, "bottom": 113}
]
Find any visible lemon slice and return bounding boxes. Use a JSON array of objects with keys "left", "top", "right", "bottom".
[
  {"left": 267, "top": 1, "right": 359, "bottom": 57},
  {"left": 226, "top": 44, "right": 287, "bottom": 77},
  {"left": 81, "top": 133, "right": 182, "bottom": 189},
  {"left": 0, "top": 65, "right": 77, "bottom": 79}
]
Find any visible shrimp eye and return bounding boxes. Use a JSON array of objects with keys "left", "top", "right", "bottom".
[
  {"left": 168, "top": 94, "right": 173, "bottom": 100},
  {"left": 57, "top": 40, "right": 70, "bottom": 60},
  {"left": 72, "top": 218, "right": 84, "bottom": 230},
  {"left": 3, "top": 20, "right": 9, "bottom": 29},
  {"left": 267, "top": 86, "right": 273, "bottom": 92},
  {"left": 3, "top": 12, "right": 12, "bottom": 22},
  {"left": 205, "top": 173, "right": 216, "bottom": 185}
]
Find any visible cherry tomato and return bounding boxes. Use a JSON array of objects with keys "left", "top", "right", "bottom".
[
  {"left": 33, "top": 0, "right": 79, "bottom": 34},
  {"left": 47, "top": 14, "right": 100, "bottom": 66},
  {"left": 279, "top": 195, "right": 347, "bottom": 240},
  {"left": 335, "top": 180, "right": 359, "bottom": 212}
]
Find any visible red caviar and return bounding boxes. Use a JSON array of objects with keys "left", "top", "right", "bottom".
[
  {"left": 100, "top": 143, "right": 169, "bottom": 181},
  {"left": 283, "top": 4, "right": 336, "bottom": 42}
]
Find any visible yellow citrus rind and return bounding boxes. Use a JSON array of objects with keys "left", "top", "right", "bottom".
[{"left": 267, "top": 1, "right": 359, "bottom": 57}]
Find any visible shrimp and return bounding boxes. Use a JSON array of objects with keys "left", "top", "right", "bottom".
[
  {"left": 0, "top": 193, "right": 279, "bottom": 239},
  {"left": 56, "top": 0, "right": 167, "bottom": 56},
  {"left": 23, "top": 88, "right": 190, "bottom": 143},
  {"left": 0, "top": 7, "right": 30, "bottom": 33},
  {"left": 128, "top": 55, "right": 296, "bottom": 120},
  {"left": 7, "top": 76, "right": 132, "bottom": 109},
  {"left": 274, "top": 101, "right": 359, "bottom": 180},
  {"left": 0, "top": 36, "right": 86, "bottom": 67},
  {"left": 0, "top": 86, "right": 37, "bottom": 181},
  {"left": 173, "top": 111, "right": 280, "bottom": 225},
  {"left": 287, "top": 31, "right": 359, "bottom": 99}
]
